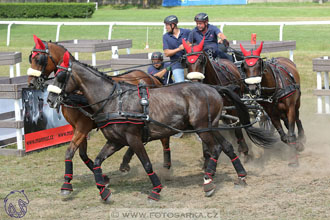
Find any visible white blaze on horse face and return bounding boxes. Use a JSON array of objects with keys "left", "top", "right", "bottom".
[
  {"left": 244, "top": 76, "right": 262, "bottom": 85},
  {"left": 187, "top": 72, "right": 205, "bottom": 80},
  {"left": 47, "top": 85, "right": 62, "bottom": 94},
  {"left": 27, "top": 68, "right": 42, "bottom": 77}
]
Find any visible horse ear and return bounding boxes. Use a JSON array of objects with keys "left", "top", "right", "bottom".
[
  {"left": 254, "top": 41, "right": 264, "bottom": 56},
  {"left": 240, "top": 43, "right": 249, "bottom": 57},
  {"left": 33, "top": 35, "right": 46, "bottom": 50},
  {"left": 182, "top": 39, "right": 191, "bottom": 53},
  {"left": 194, "top": 36, "right": 205, "bottom": 52},
  {"left": 63, "top": 51, "right": 70, "bottom": 67}
]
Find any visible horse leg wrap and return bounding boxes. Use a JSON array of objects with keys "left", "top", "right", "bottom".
[
  {"left": 147, "top": 172, "right": 162, "bottom": 201},
  {"left": 93, "top": 167, "right": 106, "bottom": 190},
  {"left": 99, "top": 187, "right": 112, "bottom": 201},
  {"left": 163, "top": 148, "right": 171, "bottom": 169},
  {"left": 61, "top": 160, "right": 73, "bottom": 191},
  {"left": 83, "top": 158, "right": 94, "bottom": 172},
  {"left": 231, "top": 156, "right": 247, "bottom": 177},
  {"left": 205, "top": 158, "right": 217, "bottom": 176},
  {"left": 148, "top": 190, "right": 161, "bottom": 201},
  {"left": 93, "top": 166, "right": 111, "bottom": 200},
  {"left": 287, "top": 134, "right": 297, "bottom": 144}
]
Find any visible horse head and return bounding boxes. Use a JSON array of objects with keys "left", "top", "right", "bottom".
[
  {"left": 47, "top": 51, "right": 73, "bottom": 110},
  {"left": 182, "top": 37, "right": 207, "bottom": 82},
  {"left": 240, "top": 41, "right": 265, "bottom": 96},
  {"left": 27, "top": 35, "right": 67, "bottom": 90}
]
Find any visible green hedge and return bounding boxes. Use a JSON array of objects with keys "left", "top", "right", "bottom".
[{"left": 0, "top": 3, "right": 95, "bottom": 18}]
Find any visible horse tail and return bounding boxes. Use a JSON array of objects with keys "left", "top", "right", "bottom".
[{"left": 214, "top": 85, "right": 278, "bottom": 148}]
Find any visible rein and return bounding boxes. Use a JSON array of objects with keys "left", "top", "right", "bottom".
[{"left": 102, "top": 58, "right": 181, "bottom": 75}]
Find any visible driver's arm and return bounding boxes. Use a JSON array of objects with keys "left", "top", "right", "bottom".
[{"left": 163, "top": 45, "right": 184, "bottom": 57}]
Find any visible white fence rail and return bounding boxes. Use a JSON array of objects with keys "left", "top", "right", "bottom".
[{"left": 1, "top": 21, "right": 330, "bottom": 46}]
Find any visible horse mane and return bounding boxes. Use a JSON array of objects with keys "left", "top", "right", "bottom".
[{"left": 49, "top": 41, "right": 77, "bottom": 61}]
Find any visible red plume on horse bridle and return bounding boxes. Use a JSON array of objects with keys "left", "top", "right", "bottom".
[
  {"left": 32, "top": 35, "right": 46, "bottom": 58},
  {"left": 240, "top": 41, "right": 264, "bottom": 66},
  {"left": 182, "top": 36, "right": 205, "bottom": 64},
  {"left": 55, "top": 51, "right": 70, "bottom": 76}
]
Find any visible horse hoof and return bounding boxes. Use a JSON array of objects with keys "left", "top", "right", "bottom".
[
  {"left": 296, "top": 143, "right": 305, "bottom": 152},
  {"left": 298, "top": 135, "right": 306, "bottom": 144},
  {"left": 204, "top": 180, "right": 216, "bottom": 197},
  {"left": 288, "top": 162, "right": 299, "bottom": 168},
  {"left": 119, "top": 163, "right": 130, "bottom": 173},
  {"left": 103, "top": 193, "right": 112, "bottom": 204},
  {"left": 60, "top": 189, "right": 72, "bottom": 196},
  {"left": 234, "top": 177, "right": 247, "bottom": 188},
  {"left": 205, "top": 188, "right": 215, "bottom": 197}
]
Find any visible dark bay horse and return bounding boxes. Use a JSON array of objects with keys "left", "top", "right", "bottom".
[
  {"left": 182, "top": 38, "right": 255, "bottom": 161},
  {"left": 27, "top": 35, "right": 171, "bottom": 194},
  {"left": 47, "top": 56, "right": 277, "bottom": 202},
  {"left": 240, "top": 42, "right": 305, "bottom": 166}
]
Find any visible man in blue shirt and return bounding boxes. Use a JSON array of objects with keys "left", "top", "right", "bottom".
[
  {"left": 147, "top": 52, "right": 173, "bottom": 85},
  {"left": 163, "top": 15, "right": 191, "bottom": 83},
  {"left": 187, "top": 13, "right": 232, "bottom": 61}
]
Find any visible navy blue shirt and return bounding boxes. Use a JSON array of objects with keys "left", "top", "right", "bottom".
[
  {"left": 163, "top": 28, "right": 191, "bottom": 70},
  {"left": 188, "top": 24, "right": 221, "bottom": 53},
  {"left": 147, "top": 62, "right": 173, "bottom": 85}
]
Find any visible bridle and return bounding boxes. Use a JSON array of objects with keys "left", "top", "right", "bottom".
[
  {"left": 183, "top": 51, "right": 207, "bottom": 75},
  {"left": 242, "top": 55, "right": 268, "bottom": 99},
  {"left": 242, "top": 55, "right": 267, "bottom": 78},
  {"left": 29, "top": 41, "right": 59, "bottom": 88}
]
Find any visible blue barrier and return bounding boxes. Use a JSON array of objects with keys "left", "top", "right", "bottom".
[{"left": 163, "top": 0, "right": 247, "bottom": 7}]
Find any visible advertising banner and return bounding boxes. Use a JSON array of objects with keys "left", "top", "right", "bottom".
[{"left": 22, "top": 88, "right": 73, "bottom": 152}]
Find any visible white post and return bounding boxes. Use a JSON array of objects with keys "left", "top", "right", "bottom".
[
  {"left": 95, "top": 2, "right": 98, "bottom": 10},
  {"left": 10, "top": 65, "right": 14, "bottom": 78},
  {"left": 289, "top": 50, "right": 294, "bottom": 62},
  {"left": 279, "top": 24, "right": 284, "bottom": 41},
  {"left": 324, "top": 56, "right": 329, "bottom": 114},
  {"left": 14, "top": 99, "right": 23, "bottom": 150},
  {"left": 145, "top": 27, "right": 149, "bottom": 49},
  {"left": 317, "top": 71, "right": 323, "bottom": 114},
  {"left": 112, "top": 46, "right": 119, "bottom": 75},
  {"left": 16, "top": 63, "right": 21, "bottom": 77},
  {"left": 112, "top": 46, "right": 119, "bottom": 59},
  {"left": 7, "top": 22, "right": 13, "bottom": 46},
  {"left": 163, "top": 24, "right": 166, "bottom": 35},
  {"left": 74, "top": 39, "right": 79, "bottom": 60},
  {"left": 92, "top": 53, "right": 96, "bottom": 66},
  {"left": 56, "top": 24, "right": 62, "bottom": 42},
  {"left": 108, "top": 24, "right": 113, "bottom": 40},
  {"left": 220, "top": 23, "right": 225, "bottom": 33}
]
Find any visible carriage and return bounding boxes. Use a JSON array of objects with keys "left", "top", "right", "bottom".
[{"left": 28, "top": 35, "right": 304, "bottom": 202}]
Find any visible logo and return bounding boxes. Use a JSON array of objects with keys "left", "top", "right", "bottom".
[{"left": 4, "top": 190, "right": 29, "bottom": 218}]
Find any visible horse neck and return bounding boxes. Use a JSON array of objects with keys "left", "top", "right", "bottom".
[
  {"left": 203, "top": 55, "right": 219, "bottom": 85},
  {"left": 72, "top": 62, "right": 116, "bottom": 110},
  {"left": 48, "top": 42, "right": 75, "bottom": 73},
  {"left": 261, "top": 65, "right": 277, "bottom": 88}
]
